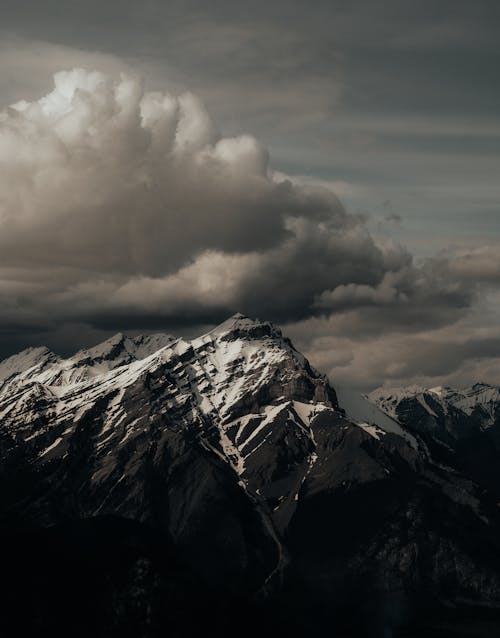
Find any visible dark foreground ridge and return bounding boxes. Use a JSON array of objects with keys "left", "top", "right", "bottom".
[{"left": 1, "top": 314, "right": 500, "bottom": 637}]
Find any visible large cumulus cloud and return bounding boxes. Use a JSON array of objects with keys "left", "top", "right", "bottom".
[
  {"left": 0, "top": 68, "right": 498, "bottom": 388},
  {"left": 0, "top": 70, "right": 395, "bottom": 314}
]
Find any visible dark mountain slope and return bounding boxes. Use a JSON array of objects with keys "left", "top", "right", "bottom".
[{"left": 1, "top": 316, "right": 500, "bottom": 636}]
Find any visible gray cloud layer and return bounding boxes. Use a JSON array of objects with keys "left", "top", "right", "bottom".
[
  {"left": 1, "top": 68, "right": 499, "bottom": 394},
  {"left": 0, "top": 70, "right": 397, "bottom": 324},
  {"left": 0, "top": 0, "right": 499, "bottom": 389},
  {"left": 1, "top": 1, "right": 499, "bottom": 262}
]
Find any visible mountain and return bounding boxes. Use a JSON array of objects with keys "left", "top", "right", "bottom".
[
  {"left": 370, "top": 383, "right": 500, "bottom": 431},
  {"left": 370, "top": 383, "right": 500, "bottom": 500},
  {"left": 1, "top": 315, "right": 500, "bottom": 637}
]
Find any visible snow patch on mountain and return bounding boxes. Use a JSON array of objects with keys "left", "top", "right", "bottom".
[
  {"left": 370, "top": 382, "right": 500, "bottom": 429},
  {"left": 0, "top": 346, "right": 59, "bottom": 384},
  {"left": 0, "top": 316, "right": 335, "bottom": 480}
]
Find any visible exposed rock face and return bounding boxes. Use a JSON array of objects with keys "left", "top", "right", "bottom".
[
  {"left": 370, "top": 383, "right": 500, "bottom": 499},
  {"left": 1, "top": 315, "right": 500, "bottom": 637}
]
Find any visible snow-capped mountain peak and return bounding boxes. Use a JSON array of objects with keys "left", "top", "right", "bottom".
[
  {"left": 370, "top": 381, "right": 500, "bottom": 430},
  {"left": 0, "top": 315, "right": 346, "bottom": 543},
  {"left": 0, "top": 315, "right": 336, "bottom": 473},
  {"left": 70, "top": 331, "right": 176, "bottom": 368},
  {"left": 3, "top": 315, "right": 500, "bottom": 632},
  {"left": 0, "top": 345, "right": 59, "bottom": 385}
]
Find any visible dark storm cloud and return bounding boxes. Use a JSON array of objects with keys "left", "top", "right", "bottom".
[
  {"left": 0, "top": 1, "right": 498, "bottom": 389},
  {"left": 0, "top": 68, "right": 486, "bottom": 355},
  {"left": 285, "top": 294, "right": 500, "bottom": 392},
  {"left": 387, "top": 335, "right": 500, "bottom": 379}
]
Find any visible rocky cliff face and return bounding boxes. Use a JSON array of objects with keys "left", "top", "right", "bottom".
[
  {"left": 370, "top": 383, "right": 500, "bottom": 500},
  {"left": 1, "top": 315, "right": 500, "bottom": 637}
]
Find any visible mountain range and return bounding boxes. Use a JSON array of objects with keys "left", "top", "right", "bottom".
[{"left": 1, "top": 314, "right": 500, "bottom": 637}]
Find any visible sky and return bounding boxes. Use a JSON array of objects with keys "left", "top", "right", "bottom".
[{"left": 0, "top": 0, "right": 499, "bottom": 390}]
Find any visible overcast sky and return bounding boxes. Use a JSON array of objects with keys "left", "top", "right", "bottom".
[{"left": 0, "top": 0, "right": 499, "bottom": 390}]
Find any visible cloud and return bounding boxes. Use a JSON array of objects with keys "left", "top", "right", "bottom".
[
  {"left": 0, "top": 37, "right": 130, "bottom": 106},
  {"left": 0, "top": 67, "right": 498, "bottom": 391},
  {"left": 433, "top": 246, "right": 500, "bottom": 284},
  {"left": 0, "top": 69, "right": 408, "bottom": 324},
  {"left": 0, "top": 68, "right": 287, "bottom": 276},
  {"left": 384, "top": 211, "right": 402, "bottom": 224},
  {"left": 287, "top": 291, "right": 500, "bottom": 391}
]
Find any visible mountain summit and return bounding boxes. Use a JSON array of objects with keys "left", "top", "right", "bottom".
[{"left": 1, "top": 316, "right": 500, "bottom": 637}]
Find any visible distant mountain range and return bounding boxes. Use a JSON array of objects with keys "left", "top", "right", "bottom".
[
  {"left": 370, "top": 383, "right": 500, "bottom": 501},
  {"left": 1, "top": 314, "right": 500, "bottom": 637}
]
